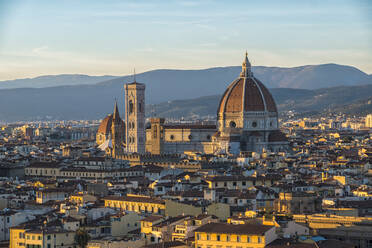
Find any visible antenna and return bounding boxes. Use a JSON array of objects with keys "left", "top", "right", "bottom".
[{"left": 133, "top": 68, "right": 136, "bottom": 82}]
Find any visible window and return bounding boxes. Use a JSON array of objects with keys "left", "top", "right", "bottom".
[
  {"left": 229, "top": 121, "right": 236, "bottom": 128},
  {"left": 217, "top": 235, "right": 220, "bottom": 241},
  {"left": 247, "top": 237, "right": 250, "bottom": 243},
  {"left": 226, "top": 235, "right": 230, "bottom": 241},
  {"left": 242, "top": 181, "right": 246, "bottom": 186},
  {"left": 188, "top": 135, "right": 192, "bottom": 140},
  {"left": 196, "top": 234, "right": 200, "bottom": 240},
  {"left": 170, "top": 135, "right": 174, "bottom": 140},
  {"left": 153, "top": 126, "right": 157, "bottom": 138},
  {"left": 129, "top": 100, "right": 134, "bottom": 114},
  {"left": 252, "top": 121, "right": 257, "bottom": 127},
  {"left": 258, "top": 237, "right": 262, "bottom": 243},
  {"left": 207, "top": 234, "right": 210, "bottom": 240},
  {"left": 47, "top": 244, "right": 51, "bottom": 248},
  {"left": 32, "top": 235, "right": 35, "bottom": 240},
  {"left": 206, "top": 135, "right": 211, "bottom": 140},
  {"left": 237, "top": 235, "right": 241, "bottom": 242},
  {"left": 38, "top": 235, "right": 41, "bottom": 240}
]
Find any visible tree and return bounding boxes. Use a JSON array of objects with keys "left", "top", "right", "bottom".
[
  {"left": 342, "top": 136, "right": 353, "bottom": 143},
  {"left": 74, "top": 228, "right": 90, "bottom": 248}
]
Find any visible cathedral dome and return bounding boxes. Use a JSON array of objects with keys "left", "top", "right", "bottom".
[
  {"left": 218, "top": 53, "right": 277, "bottom": 115},
  {"left": 97, "top": 112, "right": 125, "bottom": 135},
  {"left": 96, "top": 102, "right": 126, "bottom": 148},
  {"left": 98, "top": 114, "right": 113, "bottom": 134}
]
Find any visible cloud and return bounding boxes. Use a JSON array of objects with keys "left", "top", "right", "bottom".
[
  {"left": 136, "top": 47, "right": 155, "bottom": 52},
  {"left": 177, "top": 1, "right": 203, "bottom": 7},
  {"left": 32, "top": 46, "right": 49, "bottom": 54}
]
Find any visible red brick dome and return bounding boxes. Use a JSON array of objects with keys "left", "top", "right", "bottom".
[
  {"left": 98, "top": 114, "right": 113, "bottom": 134},
  {"left": 218, "top": 54, "right": 277, "bottom": 114},
  {"left": 97, "top": 114, "right": 125, "bottom": 134}
]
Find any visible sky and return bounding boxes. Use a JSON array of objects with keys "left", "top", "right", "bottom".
[{"left": 0, "top": 0, "right": 371, "bottom": 81}]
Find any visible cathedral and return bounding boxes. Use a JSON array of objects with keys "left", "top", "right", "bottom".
[
  {"left": 97, "top": 53, "right": 288, "bottom": 157},
  {"left": 96, "top": 101, "right": 126, "bottom": 158}
]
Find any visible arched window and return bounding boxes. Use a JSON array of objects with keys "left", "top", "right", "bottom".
[
  {"left": 139, "top": 102, "right": 142, "bottom": 113},
  {"left": 153, "top": 125, "right": 157, "bottom": 139},
  {"left": 129, "top": 100, "right": 134, "bottom": 114}
]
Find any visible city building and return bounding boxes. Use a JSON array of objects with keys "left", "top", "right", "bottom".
[
  {"left": 194, "top": 222, "right": 277, "bottom": 248},
  {"left": 365, "top": 114, "right": 372, "bottom": 128}
]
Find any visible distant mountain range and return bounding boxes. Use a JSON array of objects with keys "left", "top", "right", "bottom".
[
  {"left": 0, "top": 63, "right": 371, "bottom": 122},
  {"left": 0, "top": 74, "right": 118, "bottom": 89},
  {"left": 1, "top": 64, "right": 371, "bottom": 91},
  {"left": 152, "top": 85, "right": 372, "bottom": 119}
]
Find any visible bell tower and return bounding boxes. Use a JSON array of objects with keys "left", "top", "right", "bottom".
[{"left": 124, "top": 81, "right": 146, "bottom": 154}]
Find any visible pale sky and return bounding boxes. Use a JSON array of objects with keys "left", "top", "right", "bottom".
[{"left": 0, "top": 0, "right": 371, "bottom": 81}]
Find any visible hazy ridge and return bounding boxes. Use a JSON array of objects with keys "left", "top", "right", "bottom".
[{"left": 0, "top": 63, "right": 371, "bottom": 121}]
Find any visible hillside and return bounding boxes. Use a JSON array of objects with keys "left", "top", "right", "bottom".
[
  {"left": 151, "top": 85, "right": 372, "bottom": 119},
  {"left": 0, "top": 64, "right": 370, "bottom": 94},
  {"left": 0, "top": 63, "right": 371, "bottom": 122},
  {"left": 331, "top": 97, "right": 372, "bottom": 116},
  {"left": 0, "top": 74, "right": 118, "bottom": 89},
  {"left": 96, "top": 64, "right": 372, "bottom": 104},
  {"left": 0, "top": 85, "right": 371, "bottom": 122}
]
